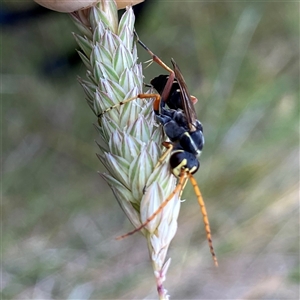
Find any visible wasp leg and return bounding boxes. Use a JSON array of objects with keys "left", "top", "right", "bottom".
[
  {"left": 152, "top": 70, "right": 175, "bottom": 114},
  {"left": 160, "top": 72, "right": 175, "bottom": 106},
  {"left": 154, "top": 142, "right": 173, "bottom": 169},
  {"left": 98, "top": 93, "right": 161, "bottom": 119},
  {"left": 189, "top": 173, "right": 218, "bottom": 267},
  {"left": 134, "top": 31, "right": 174, "bottom": 74},
  {"left": 134, "top": 32, "right": 178, "bottom": 106},
  {"left": 116, "top": 170, "right": 187, "bottom": 240}
]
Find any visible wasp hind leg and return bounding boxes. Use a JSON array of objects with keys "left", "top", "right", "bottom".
[
  {"left": 134, "top": 32, "right": 176, "bottom": 106},
  {"left": 134, "top": 31, "right": 174, "bottom": 75}
]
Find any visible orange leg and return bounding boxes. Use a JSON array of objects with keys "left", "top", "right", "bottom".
[
  {"left": 154, "top": 142, "right": 173, "bottom": 169},
  {"left": 161, "top": 72, "right": 175, "bottom": 103},
  {"left": 134, "top": 31, "right": 173, "bottom": 74},
  {"left": 98, "top": 71, "right": 175, "bottom": 117},
  {"left": 189, "top": 173, "right": 218, "bottom": 267},
  {"left": 134, "top": 31, "right": 176, "bottom": 105},
  {"left": 98, "top": 93, "right": 161, "bottom": 118},
  {"left": 134, "top": 32, "right": 199, "bottom": 111},
  {"left": 116, "top": 170, "right": 187, "bottom": 240},
  {"left": 100, "top": 34, "right": 179, "bottom": 119}
]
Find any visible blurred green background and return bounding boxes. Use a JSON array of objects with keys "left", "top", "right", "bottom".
[{"left": 2, "top": 1, "right": 299, "bottom": 299}]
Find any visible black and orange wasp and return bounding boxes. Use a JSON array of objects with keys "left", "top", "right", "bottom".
[{"left": 99, "top": 32, "right": 218, "bottom": 266}]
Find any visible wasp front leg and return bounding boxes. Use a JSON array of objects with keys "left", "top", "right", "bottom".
[{"left": 154, "top": 141, "right": 173, "bottom": 169}]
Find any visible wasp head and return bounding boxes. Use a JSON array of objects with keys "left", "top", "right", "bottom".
[{"left": 169, "top": 150, "right": 199, "bottom": 177}]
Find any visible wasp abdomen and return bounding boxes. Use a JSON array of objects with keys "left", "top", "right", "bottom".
[{"left": 151, "top": 75, "right": 182, "bottom": 110}]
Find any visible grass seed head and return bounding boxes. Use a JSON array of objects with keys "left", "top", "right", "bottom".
[{"left": 72, "top": 2, "right": 179, "bottom": 298}]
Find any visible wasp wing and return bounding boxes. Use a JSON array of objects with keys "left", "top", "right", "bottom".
[{"left": 171, "top": 58, "right": 197, "bottom": 131}]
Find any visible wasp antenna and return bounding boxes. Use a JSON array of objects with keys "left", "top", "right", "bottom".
[
  {"left": 179, "top": 175, "right": 189, "bottom": 199},
  {"left": 189, "top": 174, "right": 218, "bottom": 267},
  {"left": 116, "top": 172, "right": 186, "bottom": 240}
]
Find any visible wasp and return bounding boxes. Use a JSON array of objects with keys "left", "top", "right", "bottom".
[{"left": 99, "top": 34, "right": 218, "bottom": 266}]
